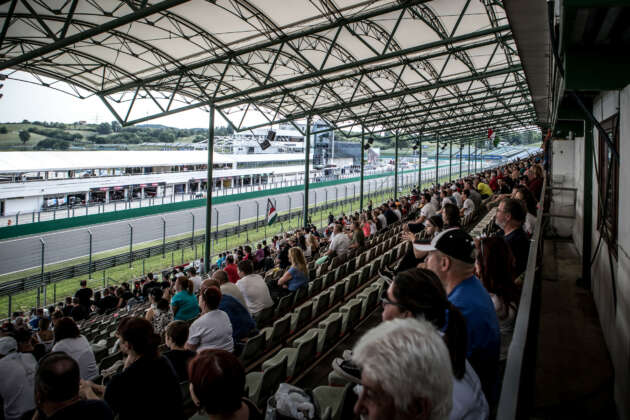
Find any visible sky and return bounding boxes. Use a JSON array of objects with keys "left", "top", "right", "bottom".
[{"left": 0, "top": 71, "right": 255, "bottom": 129}]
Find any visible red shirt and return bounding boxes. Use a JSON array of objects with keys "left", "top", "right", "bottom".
[{"left": 225, "top": 264, "right": 239, "bottom": 283}]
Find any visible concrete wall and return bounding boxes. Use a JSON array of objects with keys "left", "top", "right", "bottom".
[
  {"left": 550, "top": 139, "right": 577, "bottom": 237},
  {"left": 571, "top": 85, "right": 630, "bottom": 418}
]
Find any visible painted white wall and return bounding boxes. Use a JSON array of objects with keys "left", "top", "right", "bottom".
[
  {"left": 3, "top": 196, "right": 44, "bottom": 216},
  {"left": 550, "top": 139, "right": 577, "bottom": 237},
  {"left": 572, "top": 86, "right": 630, "bottom": 419}
]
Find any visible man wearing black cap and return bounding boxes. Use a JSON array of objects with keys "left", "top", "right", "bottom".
[{"left": 417, "top": 228, "right": 500, "bottom": 402}]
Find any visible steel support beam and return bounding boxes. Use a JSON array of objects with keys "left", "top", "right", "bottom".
[
  {"left": 394, "top": 132, "right": 399, "bottom": 200},
  {"left": 204, "top": 104, "right": 214, "bottom": 274},
  {"left": 0, "top": 0, "right": 193, "bottom": 71},
  {"left": 360, "top": 126, "right": 365, "bottom": 212},
  {"left": 449, "top": 141, "right": 453, "bottom": 181},
  {"left": 435, "top": 138, "right": 439, "bottom": 186},
  {"left": 582, "top": 120, "right": 593, "bottom": 288},
  {"left": 418, "top": 139, "right": 423, "bottom": 188},
  {"left": 303, "top": 117, "right": 311, "bottom": 227}
]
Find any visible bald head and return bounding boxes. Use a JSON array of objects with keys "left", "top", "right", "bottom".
[
  {"left": 212, "top": 270, "right": 229, "bottom": 285},
  {"left": 36, "top": 352, "right": 80, "bottom": 403}
]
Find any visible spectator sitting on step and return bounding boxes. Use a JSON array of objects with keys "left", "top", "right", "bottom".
[
  {"left": 51, "top": 317, "right": 98, "bottom": 380},
  {"left": 36, "top": 352, "right": 114, "bottom": 419},
  {"left": 186, "top": 286, "right": 233, "bottom": 353},
  {"left": 236, "top": 260, "right": 273, "bottom": 316},
  {"left": 419, "top": 229, "right": 500, "bottom": 403},
  {"left": 188, "top": 349, "right": 263, "bottom": 420},
  {"left": 170, "top": 276, "right": 200, "bottom": 322},
  {"left": 495, "top": 198, "right": 530, "bottom": 277},
  {"left": 460, "top": 189, "right": 475, "bottom": 218},
  {"left": 70, "top": 297, "right": 89, "bottom": 321},
  {"left": 163, "top": 320, "right": 196, "bottom": 383},
  {"left": 352, "top": 318, "right": 453, "bottom": 420}
]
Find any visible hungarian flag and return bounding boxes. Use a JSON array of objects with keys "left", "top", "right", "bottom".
[
  {"left": 266, "top": 198, "right": 277, "bottom": 225},
  {"left": 488, "top": 128, "right": 499, "bottom": 147}
]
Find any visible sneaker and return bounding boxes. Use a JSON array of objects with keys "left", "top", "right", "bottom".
[{"left": 332, "top": 358, "right": 362, "bottom": 384}]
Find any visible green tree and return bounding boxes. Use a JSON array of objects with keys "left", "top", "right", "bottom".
[
  {"left": 111, "top": 121, "right": 122, "bottom": 132},
  {"left": 19, "top": 130, "right": 30, "bottom": 144},
  {"left": 0, "top": 126, "right": 7, "bottom": 134},
  {"left": 96, "top": 122, "right": 112, "bottom": 135}
]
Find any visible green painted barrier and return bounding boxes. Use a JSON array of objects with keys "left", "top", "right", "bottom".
[{"left": 0, "top": 164, "right": 457, "bottom": 241}]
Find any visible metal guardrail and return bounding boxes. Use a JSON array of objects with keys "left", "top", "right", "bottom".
[
  {"left": 0, "top": 188, "right": 393, "bottom": 299},
  {"left": 497, "top": 178, "right": 547, "bottom": 419}
]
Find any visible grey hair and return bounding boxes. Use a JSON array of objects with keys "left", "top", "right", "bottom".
[{"left": 352, "top": 318, "right": 453, "bottom": 420}]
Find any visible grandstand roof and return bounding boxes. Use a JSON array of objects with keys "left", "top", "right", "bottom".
[
  {"left": 0, "top": 0, "right": 539, "bottom": 141},
  {"left": 0, "top": 151, "right": 307, "bottom": 173}
]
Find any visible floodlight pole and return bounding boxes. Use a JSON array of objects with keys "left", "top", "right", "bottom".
[
  {"left": 394, "top": 132, "right": 399, "bottom": 200},
  {"left": 360, "top": 126, "right": 365, "bottom": 212},
  {"left": 204, "top": 104, "right": 215, "bottom": 274},
  {"left": 303, "top": 116, "right": 311, "bottom": 228}
]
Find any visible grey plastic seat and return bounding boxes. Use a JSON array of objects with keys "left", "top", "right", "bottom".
[
  {"left": 275, "top": 293, "right": 294, "bottom": 318},
  {"left": 323, "top": 271, "right": 336, "bottom": 289},
  {"left": 308, "top": 276, "right": 322, "bottom": 296},
  {"left": 359, "top": 265, "right": 371, "bottom": 284},
  {"left": 261, "top": 332, "right": 317, "bottom": 379},
  {"left": 245, "top": 355, "right": 288, "bottom": 408},
  {"left": 312, "top": 290, "right": 330, "bottom": 319},
  {"left": 344, "top": 273, "right": 359, "bottom": 295},
  {"left": 261, "top": 314, "right": 291, "bottom": 348},
  {"left": 290, "top": 302, "right": 313, "bottom": 332},
  {"left": 340, "top": 299, "right": 363, "bottom": 335},
  {"left": 253, "top": 305, "right": 275, "bottom": 328},
  {"left": 331, "top": 282, "right": 345, "bottom": 305},
  {"left": 239, "top": 331, "right": 267, "bottom": 366},
  {"left": 293, "top": 285, "right": 309, "bottom": 306},
  {"left": 312, "top": 383, "right": 354, "bottom": 420}
]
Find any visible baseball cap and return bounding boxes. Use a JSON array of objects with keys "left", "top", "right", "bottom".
[
  {"left": 0, "top": 336, "right": 17, "bottom": 356},
  {"left": 413, "top": 228, "right": 476, "bottom": 264}
]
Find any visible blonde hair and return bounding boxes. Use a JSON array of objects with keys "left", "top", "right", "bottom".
[{"left": 288, "top": 247, "right": 308, "bottom": 277}]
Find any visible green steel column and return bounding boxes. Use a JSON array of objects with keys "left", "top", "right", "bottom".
[
  {"left": 394, "top": 132, "right": 399, "bottom": 200},
  {"left": 468, "top": 141, "right": 471, "bottom": 175},
  {"left": 434, "top": 138, "right": 439, "bottom": 186},
  {"left": 480, "top": 144, "right": 483, "bottom": 171},
  {"left": 417, "top": 139, "right": 422, "bottom": 188},
  {"left": 204, "top": 105, "right": 215, "bottom": 274},
  {"left": 474, "top": 141, "right": 478, "bottom": 173},
  {"left": 448, "top": 141, "right": 452, "bottom": 182},
  {"left": 360, "top": 127, "right": 365, "bottom": 211},
  {"left": 458, "top": 144, "right": 464, "bottom": 178},
  {"left": 582, "top": 120, "right": 593, "bottom": 289},
  {"left": 303, "top": 117, "right": 311, "bottom": 227}
]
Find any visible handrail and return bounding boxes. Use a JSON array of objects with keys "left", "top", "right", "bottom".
[{"left": 496, "top": 177, "right": 547, "bottom": 419}]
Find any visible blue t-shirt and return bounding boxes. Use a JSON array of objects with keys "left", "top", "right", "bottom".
[
  {"left": 448, "top": 275, "right": 500, "bottom": 395},
  {"left": 219, "top": 294, "right": 257, "bottom": 341},
  {"left": 287, "top": 267, "right": 308, "bottom": 291},
  {"left": 171, "top": 291, "right": 200, "bottom": 321}
]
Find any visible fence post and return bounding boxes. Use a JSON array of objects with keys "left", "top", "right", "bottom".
[
  {"left": 128, "top": 223, "right": 133, "bottom": 268},
  {"left": 142, "top": 259, "right": 145, "bottom": 276},
  {"left": 237, "top": 204, "right": 241, "bottom": 239},
  {"left": 8, "top": 295, "right": 12, "bottom": 318},
  {"left": 16, "top": 211, "right": 20, "bottom": 225},
  {"left": 38, "top": 238, "right": 45, "bottom": 308},
  {"left": 256, "top": 201, "right": 259, "bottom": 232},
  {"left": 181, "top": 247, "right": 184, "bottom": 264},
  {"left": 214, "top": 208, "right": 219, "bottom": 261},
  {"left": 288, "top": 196, "right": 292, "bottom": 229},
  {"left": 32, "top": 212, "right": 35, "bottom": 223},
  {"left": 88, "top": 229, "right": 93, "bottom": 277},
  {"left": 102, "top": 270, "right": 105, "bottom": 288},
  {"left": 190, "top": 211, "right": 195, "bottom": 249},
  {"left": 53, "top": 283, "right": 56, "bottom": 303},
  {"left": 38, "top": 211, "right": 41, "bottom": 222},
  {"left": 171, "top": 251, "right": 174, "bottom": 267},
  {"left": 161, "top": 217, "right": 166, "bottom": 257}
]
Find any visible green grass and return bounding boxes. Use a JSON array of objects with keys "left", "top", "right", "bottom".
[{"left": 0, "top": 182, "right": 410, "bottom": 316}]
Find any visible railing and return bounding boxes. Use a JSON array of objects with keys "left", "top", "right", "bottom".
[{"left": 497, "top": 178, "right": 547, "bottom": 419}]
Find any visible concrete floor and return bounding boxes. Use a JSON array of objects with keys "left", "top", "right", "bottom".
[{"left": 532, "top": 239, "right": 617, "bottom": 419}]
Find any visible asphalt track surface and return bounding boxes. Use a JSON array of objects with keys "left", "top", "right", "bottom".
[{"left": 0, "top": 159, "right": 502, "bottom": 276}]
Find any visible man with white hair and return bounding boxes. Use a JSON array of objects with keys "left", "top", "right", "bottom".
[{"left": 352, "top": 318, "right": 453, "bottom": 420}]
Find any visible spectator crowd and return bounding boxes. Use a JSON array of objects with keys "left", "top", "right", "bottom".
[{"left": 0, "top": 154, "right": 544, "bottom": 420}]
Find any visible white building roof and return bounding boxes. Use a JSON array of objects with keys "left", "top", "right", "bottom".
[{"left": 0, "top": 151, "right": 308, "bottom": 173}]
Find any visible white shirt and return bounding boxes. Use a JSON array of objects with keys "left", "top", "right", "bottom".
[
  {"left": 462, "top": 198, "right": 475, "bottom": 217},
  {"left": 190, "top": 275, "right": 202, "bottom": 294},
  {"left": 188, "top": 310, "right": 234, "bottom": 353},
  {"left": 377, "top": 213, "right": 387, "bottom": 228},
  {"left": 52, "top": 336, "right": 98, "bottom": 380},
  {"left": 420, "top": 203, "right": 435, "bottom": 220},
  {"left": 441, "top": 197, "right": 452, "bottom": 209},
  {"left": 451, "top": 360, "right": 489, "bottom": 420},
  {"left": 369, "top": 221, "right": 377, "bottom": 235},
  {"left": 236, "top": 274, "right": 274, "bottom": 314},
  {"left": 452, "top": 191, "right": 463, "bottom": 208},
  {"left": 329, "top": 232, "right": 351, "bottom": 257},
  {"left": 524, "top": 213, "right": 536, "bottom": 235},
  {"left": 393, "top": 209, "right": 402, "bottom": 220},
  {"left": 0, "top": 352, "right": 37, "bottom": 420},
  {"left": 221, "top": 282, "right": 248, "bottom": 309}
]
